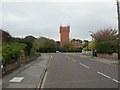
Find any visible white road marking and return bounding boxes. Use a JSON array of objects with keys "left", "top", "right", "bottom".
[
  {"left": 51, "top": 56, "right": 53, "bottom": 58},
  {"left": 79, "top": 63, "right": 90, "bottom": 69},
  {"left": 97, "top": 72, "right": 111, "bottom": 79},
  {"left": 97, "top": 72, "right": 120, "bottom": 84},
  {"left": 65, "top": 56, "right": 71, "bottom": 59},
  {"left": 112, "top": 79, "right": 120, "bottom": 83},
  {"left": 10, "top": 77, "right": 24, "bottom": 83},
  {"left": 72, "top": 59, "right": 76, "bottom": 62},
  {"left": 41, "top": 72, "right": 48, "bottom": 88},
  {"left": 25, "top": 64, "right": 31, "bottom": 68}
]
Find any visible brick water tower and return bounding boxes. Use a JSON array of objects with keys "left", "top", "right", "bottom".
[{"left": 60, "top": 25, "right": 70, "bottom": 47}]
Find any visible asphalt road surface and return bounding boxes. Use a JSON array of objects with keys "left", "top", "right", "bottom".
[{"left": 42, "top": 53, "right": 119, "bottom": 88}]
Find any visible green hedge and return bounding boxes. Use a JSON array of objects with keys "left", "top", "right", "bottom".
[
  {"left": 0, "top": 46, "right": 2, "bottom": 59},
  {"left": 96, "top": 40, "right": 118, "bottom": 54},
  {"left": 2, "top": 43, "right": 26, "bottom": 63}
]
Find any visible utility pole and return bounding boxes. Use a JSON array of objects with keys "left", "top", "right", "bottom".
[{"left": 117, "top": 0, "right": 120, "bottom": 60}]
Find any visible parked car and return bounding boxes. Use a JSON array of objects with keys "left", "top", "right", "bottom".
[{"left": 56, "top": 51, "right": 59, "bottom": 53}]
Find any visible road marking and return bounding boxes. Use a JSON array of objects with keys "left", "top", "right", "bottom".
[
  {"left": 97, "top": 72, "right": 120, "bottom": 84},
  {"left": 25, "top": 64, "right": 31, "bottom": 68},
  {"left": 79, "top": 63, "right": 90, "bottom": 68},
  {"left": 51, "top": 56, "right": 53, "bottom": 58},
  {"left": 79, "top": 56, "right": 119, "bottom": 67},
  {"left": 41, "top": 72, "right": 48, "bottom": 88},
  {"left": 10, "top": 77, "right": 24, "bottom": 83},
  {"left": 112, "top": 79, "right": 120, "bottom": 83},
  {"left": 65, "top": 56, "right": 71, "bottom": 59},
  {"left": 72, "top": 59, "right": 76, "bottom": 62},
  {"left": 97, "top": 72, "right": 111, "bottom": 79}
]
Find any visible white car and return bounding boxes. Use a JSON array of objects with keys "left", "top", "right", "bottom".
[{"left": 56, "top": 51, "right": 59, "bottom": 53}]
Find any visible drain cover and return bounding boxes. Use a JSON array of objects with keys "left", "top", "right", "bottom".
[{"left": 10, "top": 77, "right": 24, "bottom": 82}]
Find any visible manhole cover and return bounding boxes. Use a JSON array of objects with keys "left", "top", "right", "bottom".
[{"left": 10, "top": 77, "right": 24, "bottom": 82}]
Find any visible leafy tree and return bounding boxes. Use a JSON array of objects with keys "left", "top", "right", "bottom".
[
  {"left": 0, "top": 29, "right": 12, "bottom": 44},
  {"left": 55, "top": 41, "right": 60, "bottom": 50},
  {"left": 33, "top": 37, "right": 56, "bottom": 53},
  {"left": 2, "top": 43, "right": 26, "bottom": 63},
  {"left": 0, "top": 46, "right": 2, "bottom": 59},
  {"left": 91, "top": 28, "right": 118, "bottom": 42},
  {"left": 12, "top": 37, "right": 24, "bottom": 43},
  {"left": 71, "top": 39, "right": 76, "bottom": 42},
  {"left": 83, "top": 46, "right": 90, "bottom": 51},
  {"left": 23, "top": 35, "right": 36, "bottom": 55},
  {"left": 90, "top": 28, "right": 118, "bottom": 54},
  {"left": 62, "top": 42, "right": 74, "bottom": 52},
  {"left": 71, "top": 39, "right": 82, "bottom": 43},
  {"left": 88, "top": 41, "right": 96, "bottom": 50},
  {"left": 83, "top": 40, "right": 89, "bottom": 48}
]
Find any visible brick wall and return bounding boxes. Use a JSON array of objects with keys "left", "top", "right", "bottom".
[
  {"left": 97, "top": 53, "right": 118, "bottom": 60},
  {"left": 60, "top": 26, "right": 70, "bottom": 47}
]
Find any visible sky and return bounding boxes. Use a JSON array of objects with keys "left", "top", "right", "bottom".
[{"left": 0, "top": 0, "right": 119, "bottom": 41}]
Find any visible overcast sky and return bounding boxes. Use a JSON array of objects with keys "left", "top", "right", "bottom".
[{"left": 1, "top": 0, "right": 119, "bottom": 41}]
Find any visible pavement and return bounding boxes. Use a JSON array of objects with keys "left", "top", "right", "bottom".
[
  {"left": 43, "top": 53, "right": 119, "bottom": 88},
  {"left": 2, "top": 54, "right": 51, "bottom": 89}
]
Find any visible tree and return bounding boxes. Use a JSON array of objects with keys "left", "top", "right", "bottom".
[
  {"left": 88, "top": 41, "right": 96, "bottom": 50},
  {"left": 91, "top": 28, "right": 118, "bottom": 42},
  {"left": 55, "top": 41, "right": 60, "bottom": 50},
  {"left": 83, "top": 46, "right": 90, "bottom": 51},
  {"left": 33, "top": 37, "right": 56, "bottom": 53},
  {"left": 83, "top": 40, "right": 89, "bottom": 48},
  {"left": 71, "top": 39, "right": 82, "bottom": 43},
  {"left": 0, "top": 29, "right": 12, "bottom": 44},
  {"left": 90, "top": 28, "right": 118, "bottom": 54},
  {"left": 23, "top": 35, "right": 36, "bottom": 55},
  {"left": 12, "top": 37, "right": 24, "bottom": 43},
  {"left": 63, "top": 42, "right": 74, "bottom": 49}
]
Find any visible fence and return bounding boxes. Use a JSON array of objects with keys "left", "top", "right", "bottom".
[
  {"left": 97, "top": 53, "right": 118, "bottom": 60},
  {"left": 82, "top": 50, "right": 118, "bottom": 60},
  {"left": 2, "top": 52, "right": 41, "bottom": 75}
]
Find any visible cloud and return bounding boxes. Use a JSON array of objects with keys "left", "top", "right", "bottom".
[
  {"left": 1, "top": 0, "right": 116, "bottom": 2},
  {"left": 2, "top": 2, "right": 118, "bottom": 41}
]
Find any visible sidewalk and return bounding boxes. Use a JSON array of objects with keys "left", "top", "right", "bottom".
[{"left": 2, "top": 54, "right": 51, "bottom": 89}]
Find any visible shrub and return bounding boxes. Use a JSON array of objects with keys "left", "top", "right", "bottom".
[
  {"left": 2, "top": 43, "right": 26, "bottom": 64},
  {"left": 96, "top": 40, "right": 118, "bottom": 54},
  {"left": 0, "top": 46, "right": 2, "bottom": 59},
  {"left": 30, "top": 48, "right": 36, "bottom": 55},
  {"left": 83, "top": 46, "right": 90, "bottom": 51}
]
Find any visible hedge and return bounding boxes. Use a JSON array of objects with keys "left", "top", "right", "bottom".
[
  {"left": 96, "top": 40, "right": 118, "bottom": 54},
  {"left": 2, "top": 43, "right": 26, "bottom": 63}
]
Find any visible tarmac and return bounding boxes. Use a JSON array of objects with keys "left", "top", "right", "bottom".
[{"left": 65, "top": 53, "right": 120, "bottom": 67}]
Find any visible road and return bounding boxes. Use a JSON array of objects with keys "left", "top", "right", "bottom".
[{"left": 42, "top": 53, "right": 119, "bottom": 88}]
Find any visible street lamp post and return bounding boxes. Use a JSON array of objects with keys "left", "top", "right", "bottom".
[{"left": 117, "top": 0, "right": 120, "bottom": 60}]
